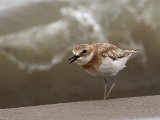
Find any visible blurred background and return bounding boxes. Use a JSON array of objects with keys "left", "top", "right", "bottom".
[{"left": 0, "top": 0, "right": 159, "bottom": 109}]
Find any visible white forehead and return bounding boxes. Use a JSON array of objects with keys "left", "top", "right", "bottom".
[
  {"left": 72, "top": 44, "right": 89, "bottom": 54},
  {"left": 72, "top": 48, "right": 86, "bottom": 55},
  {"left": 72, "top": 50, "right": 80, "bottom": 56}
]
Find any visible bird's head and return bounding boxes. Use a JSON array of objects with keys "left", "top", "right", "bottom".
[{"left": 68, "top": 44, "right": 95, "bottom": 65}]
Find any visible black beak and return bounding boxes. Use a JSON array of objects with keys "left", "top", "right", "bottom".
[{"left": 68, "top": 55, "right": 80, "bottom": 64}]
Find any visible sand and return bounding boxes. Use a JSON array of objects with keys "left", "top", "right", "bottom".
[{"left": 0, "top": 95, "right": 160, "bottom": 120}]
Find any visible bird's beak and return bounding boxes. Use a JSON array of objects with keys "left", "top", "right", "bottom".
[{"left": 68, "top": 55, "right": 80, "bottom": 64}]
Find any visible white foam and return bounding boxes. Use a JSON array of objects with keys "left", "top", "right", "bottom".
[{"left": 0, "top": 0, "right": 155, "bottom": 72}]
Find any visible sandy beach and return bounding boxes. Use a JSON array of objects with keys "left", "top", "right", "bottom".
[{"left": 0, "top": 95, "right": 160, "bottom": 120}]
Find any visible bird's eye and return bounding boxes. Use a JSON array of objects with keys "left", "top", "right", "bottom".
[{"left": 82, "top": 49, "right": 87, "bottom": 53}]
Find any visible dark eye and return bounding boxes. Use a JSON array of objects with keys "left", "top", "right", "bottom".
[{"left": 82, "top": 49, "right": 87, "bottom": 53}]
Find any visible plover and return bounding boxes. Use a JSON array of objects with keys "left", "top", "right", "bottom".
[{"left": 68, "top": 43, "right": 138, "bottom": 99}]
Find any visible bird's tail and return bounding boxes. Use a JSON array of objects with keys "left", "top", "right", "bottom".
[
  {"left": 131, "top": 49, "right": 139, "bottom": 53},
  {"left": 126, "top": 49, "right": 139, "bottom": 55}
]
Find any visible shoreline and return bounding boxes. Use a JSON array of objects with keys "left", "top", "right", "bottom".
[{"left": 0, "top": 95, "right": 160, "bottom": 120}]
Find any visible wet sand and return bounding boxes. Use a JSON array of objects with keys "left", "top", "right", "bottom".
[{"left": 0, "top": 95, "right": 160, "bottom": 120}]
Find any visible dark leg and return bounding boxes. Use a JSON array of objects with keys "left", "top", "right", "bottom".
[
  {"left": 103, "top": 77, "right": 108, "bottom": 100},
  {"left": 106, "top": 77, "right": 117, "bottom": 99}
]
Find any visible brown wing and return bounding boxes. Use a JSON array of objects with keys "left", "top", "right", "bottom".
[{"left": 92, "top": 43, "right": 131, "bottom": 60}]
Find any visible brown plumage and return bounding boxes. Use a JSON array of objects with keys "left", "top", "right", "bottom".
[
  {"left": 68, "top": 42, "right": 138, "bottom": 99},
  {"left": 81, "top": 43, "right": 137, "bottom": 70},
  {"left": 92, "top": 43, "right": 136, "bottom": 60}
]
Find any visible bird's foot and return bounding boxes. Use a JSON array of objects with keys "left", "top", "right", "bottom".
[{"left": 103, "top": 95, "right": 109, "bottom": 100}]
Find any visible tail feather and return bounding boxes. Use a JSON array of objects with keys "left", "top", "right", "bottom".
[
  {"left": 125, "top": 49, "right": 139, "bottom": 55},
  {"left": 131, "top": 49, "right": 139, "bottom": 53}
]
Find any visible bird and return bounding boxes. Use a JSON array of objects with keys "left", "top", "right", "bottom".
[{"left": 68, "top": 43, "right": 138, "bottom": 99}]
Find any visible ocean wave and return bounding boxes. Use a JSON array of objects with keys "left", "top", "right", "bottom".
[{"left": 0, "top": 0, "right": 159, "bottom": 72}]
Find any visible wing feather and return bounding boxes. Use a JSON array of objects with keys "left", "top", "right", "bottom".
[{"left": 92, "top": 43, "right": 132, "bottom": 60}]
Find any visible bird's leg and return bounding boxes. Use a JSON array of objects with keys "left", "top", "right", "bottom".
[
  {"left": 103, "top": 77, "right": 108, "bottom": 100},
  {"left": 106, "top": 77, "right": 117, "bottom": 99}
]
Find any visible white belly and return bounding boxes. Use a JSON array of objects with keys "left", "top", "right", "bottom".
[{"left": 98, "top": 55, "right": 131, "bottom": 76}]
